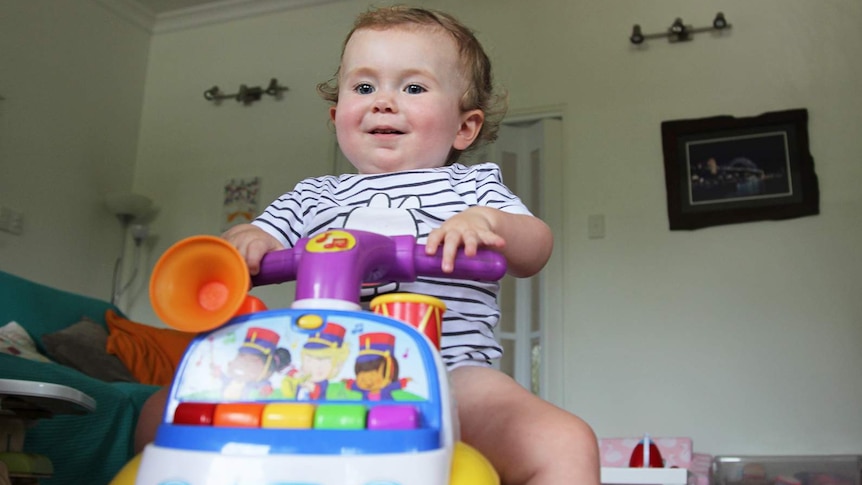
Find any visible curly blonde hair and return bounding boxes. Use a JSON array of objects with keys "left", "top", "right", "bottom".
[{"left": 318, "top": 5, "right": 507, "bottom": 165}]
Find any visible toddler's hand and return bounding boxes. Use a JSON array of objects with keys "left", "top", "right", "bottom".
[
  {"left": 221, "top": 224, "right": 283, "bottom": 275},
  {"left": 424, "top": 207, "right": 505, "bottom": 273}
]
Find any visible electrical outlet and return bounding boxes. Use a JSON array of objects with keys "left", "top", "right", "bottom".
[{"left": 0, "top": 206, "right": 24, "bottom": 235}]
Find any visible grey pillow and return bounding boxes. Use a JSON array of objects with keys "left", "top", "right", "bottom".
[{"left": 42, "top": 319, "right": 138, "bottom": 383}]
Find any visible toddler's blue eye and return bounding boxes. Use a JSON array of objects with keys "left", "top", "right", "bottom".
[
  {"left": 355, "top": 83, "right": 374, "bottom": 95},
  {"left": 405, "top": 84, "right": 426, "bottom": 94}
]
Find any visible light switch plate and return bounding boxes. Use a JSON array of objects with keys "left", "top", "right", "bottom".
[
  {"left": 0, "top": 206, "right": 24, "bottom": 235},
  {"left": 588, "top": 214, "right": 605, "bottom": 239}
]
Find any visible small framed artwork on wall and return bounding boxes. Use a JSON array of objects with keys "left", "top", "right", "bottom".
[
  {"left": 661, "top": 108, "right": 819, "bottom": 230},
  {"left": 222, "top": 176, "right": 260, "bottom": 232}
]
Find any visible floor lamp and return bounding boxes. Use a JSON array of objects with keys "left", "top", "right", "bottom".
[{"left": 105, "top": 192, "right": 153, "bottom": 307}]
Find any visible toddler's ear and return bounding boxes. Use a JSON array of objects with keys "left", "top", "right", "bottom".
[
  {"left": 453, "top": 109, "right": 484, "bottom": 150},
  {"left": 330, "top": 106, "right": 338, "bottom": 122}
]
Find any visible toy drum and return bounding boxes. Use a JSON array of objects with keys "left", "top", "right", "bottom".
[{"left": 370, "top": 294, "right": 446, "bottom": 350}]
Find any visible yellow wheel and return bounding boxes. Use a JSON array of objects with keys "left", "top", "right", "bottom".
[
  {"left": 449, "top": 441, "right": 499, "bottom": 485},
  {"left": 109, "top": 453, "right": 142, "bottom": 485}
]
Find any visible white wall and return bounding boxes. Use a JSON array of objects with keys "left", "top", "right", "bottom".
[
  {"left": 9, "top": 0, "right": 861, "bottom": 458},
  {"left": 530, "top": 1, "right": 862, "bottom": 455},
  {"left": 0, "top": 1, "right": 151, "bottom": 298}
]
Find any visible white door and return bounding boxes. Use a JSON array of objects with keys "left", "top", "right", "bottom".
[{"left": 484, "top": 117, "right": 564, "bottom": 403}]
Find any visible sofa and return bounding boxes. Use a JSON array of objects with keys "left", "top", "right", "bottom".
[{"left": 0, "top": 270, "right": 170, "bottom": 485}]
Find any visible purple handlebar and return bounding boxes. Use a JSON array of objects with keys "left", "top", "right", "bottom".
[{"left": 252, "top": 230, "right": 506, "bottom": 307}]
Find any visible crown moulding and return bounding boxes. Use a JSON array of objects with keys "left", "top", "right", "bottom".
[{"left": 94, "top": 0, "right": 345, "bottom": 34}]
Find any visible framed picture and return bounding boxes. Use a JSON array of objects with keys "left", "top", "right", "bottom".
[
  {"left": 221, "top": 176, "right": 260, "bottom": 232},
  {"left": 661, "top": 108, "right": 819, "bottom": 230}
]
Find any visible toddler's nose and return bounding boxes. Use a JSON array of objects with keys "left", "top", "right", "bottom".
[{"left": 372, "top": 92, "right": 397, "bottom": 113}]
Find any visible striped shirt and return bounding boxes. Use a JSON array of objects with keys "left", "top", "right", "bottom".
[{"left": 253, "top": 162, "right": 531, "bottom": 368}]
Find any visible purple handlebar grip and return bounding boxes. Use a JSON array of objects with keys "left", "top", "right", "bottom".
[
  {"left": 252, "top": 247, "right": 300, "bottom": 287},
  {"left": 412, "top": 247, "right": 507, "bottom": 281}
]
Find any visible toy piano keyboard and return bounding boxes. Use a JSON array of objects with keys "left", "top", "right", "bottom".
[{"left": 116, "top": 229, "right": 503, "bottom": 485}]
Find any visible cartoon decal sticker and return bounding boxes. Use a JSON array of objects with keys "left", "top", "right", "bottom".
[
  {"left": 173, "top": 313, "right": 429, "bottom": 404},
  {"left": 281, "top": 322, "right": 351, "bottom": 401},
  {"left": 344, "top": 332, "right": 411, "bottom": 401},
  {"left": 215, "top": 327, "right": 291, "bottom": 400},
  {"left": 305, "top": 230, "right": 356, "bottom": 253}
]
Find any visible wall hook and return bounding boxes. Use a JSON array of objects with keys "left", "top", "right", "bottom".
[
  {"left": 629, "top": 12, "right": 731, "bottom": 45},
  {"left": 204, "top": 78, "right": 289, "bottom": 105}
]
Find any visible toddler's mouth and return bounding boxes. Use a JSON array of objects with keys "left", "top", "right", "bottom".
[{"left": 370, "top": 128, "right": 404, "bottom": 135}]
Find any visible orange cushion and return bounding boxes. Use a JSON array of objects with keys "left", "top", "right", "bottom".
[{"left": 105, "top": 310, "right": 197, "bottom": 386}]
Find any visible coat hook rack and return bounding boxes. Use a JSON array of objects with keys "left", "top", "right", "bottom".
[
  {"left": 630, "top": 12, "right": 730, "bottom": 45},
  {"left": 203, "top": 78, "right": 289, "bottom": 105}
]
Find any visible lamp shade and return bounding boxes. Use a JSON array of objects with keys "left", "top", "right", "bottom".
[{"left": 105, "top": 192, "right": 153, "bottom": 218}]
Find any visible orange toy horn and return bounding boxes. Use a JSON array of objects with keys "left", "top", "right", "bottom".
[{"left": 149, "top": 236, "right": 250, "bottom": 333}]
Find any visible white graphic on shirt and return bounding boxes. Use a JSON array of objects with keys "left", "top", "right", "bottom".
[{"left": 343, "top": 193, "right": 422, "bottom": 297}]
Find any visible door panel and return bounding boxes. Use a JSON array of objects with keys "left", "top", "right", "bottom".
[{"left": 489, "top": 118, "right": 563, "bottom": 401}]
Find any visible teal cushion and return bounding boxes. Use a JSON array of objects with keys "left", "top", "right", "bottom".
[{"left": 0, "top": 271, "right": 120, "bottom": 353}]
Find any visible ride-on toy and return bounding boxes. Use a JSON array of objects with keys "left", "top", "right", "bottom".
[{"left": 112, "top": 229, "right": 503, "bottom": 485}]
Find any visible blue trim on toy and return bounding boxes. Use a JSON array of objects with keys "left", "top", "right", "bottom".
[{"left": 155, "top": 424, "right": 441, "bottom": 454}]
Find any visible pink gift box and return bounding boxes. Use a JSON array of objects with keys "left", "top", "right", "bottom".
[
  {"left": 600, "top": 437, "right": 693, "bottom": 469},
  {"left": 600, "top": 437, "right": 712, "bottom": 485}
]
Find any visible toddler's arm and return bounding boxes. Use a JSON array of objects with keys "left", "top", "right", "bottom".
[
  {"left": 425, "top": 207, "right": 552, "bottom": 278},
  {"left": 222, "top": 223, "right": 284, "bottom": 275}
]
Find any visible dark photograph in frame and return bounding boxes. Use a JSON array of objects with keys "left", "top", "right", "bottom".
[{"left": 661, "top": 108, "right": 819, "bottom": 230}]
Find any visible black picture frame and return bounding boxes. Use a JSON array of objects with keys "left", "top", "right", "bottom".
[{"left": 661, "top": 108, "right": 819, "bottom": 230}]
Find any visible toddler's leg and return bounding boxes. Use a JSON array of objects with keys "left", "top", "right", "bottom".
[
  {"left": 450, "top": 366, "right": 599, "bottom": 485},
  {"left": 134, "top": 387, "right": 168, "bottom": 454}
]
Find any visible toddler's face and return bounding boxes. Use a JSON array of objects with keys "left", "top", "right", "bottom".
[{"left": 331, "top": 26, "right": 482, "bottom": 174}]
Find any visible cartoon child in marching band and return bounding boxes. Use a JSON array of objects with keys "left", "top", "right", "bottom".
[
  {"left": 281, "top": 322, "right": 351, "bottom": 400},
  {"left": 344, "top": 332, "right": 410, "bottom": 401},
  {"left": 215, "top": 327, "right": 291, "bottom": 400}
]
